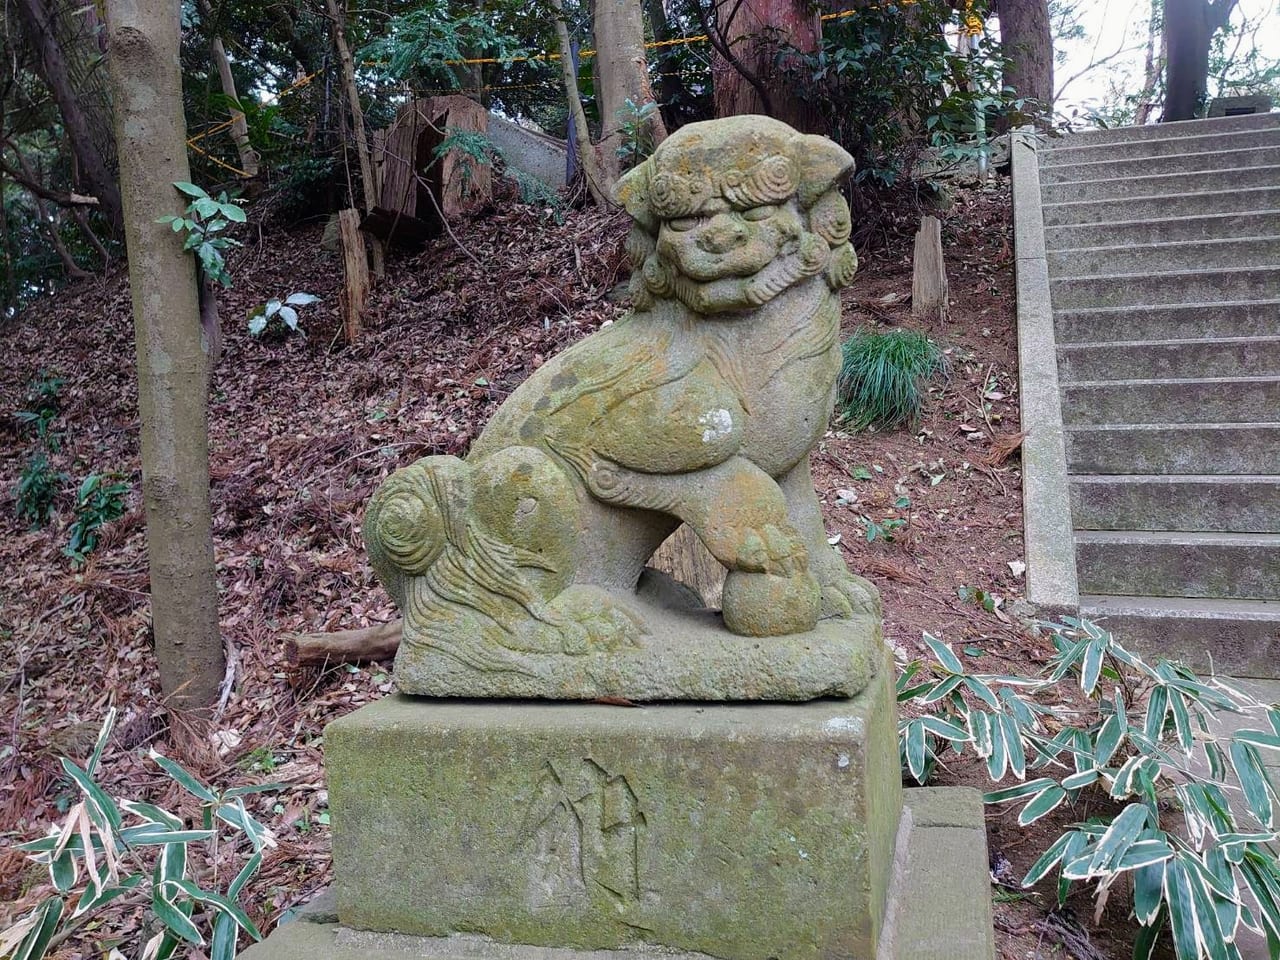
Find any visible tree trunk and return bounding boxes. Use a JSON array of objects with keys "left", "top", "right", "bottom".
[
  {"left": 1162, "top": 0, "right": 1237, "bottom": 121},
  {"left": 1134, "top": 0, "right": 1164, "bottom": 124},
  {"left": 551, "top": 0, "right": 611, "bottom": 204},
  {"left": 196, "top": 0, "right": 259, "bottom": 177},
  {"left": 998, "top": 0, "right": 1053, "bottom": 111},
  {"left": 16, "top": 0, "right": 123, "bottom": 232},
  {"left": 709, "top": 0, "right": 822, "bottom": 132},
  {"left": 911, "top": 216, "right": 948, "bottom": 324},
  {"left": 593, "top": 0, "right": 666, "bottom": 172},
  {"left": 338, "top": 207, "right": 369, "bottom": 342},
  {"left": 106, "top": 0, "right": 225, "bottom": 714},
  {"left": 324, "top": 0, "right": 384, "bottom": 278}
]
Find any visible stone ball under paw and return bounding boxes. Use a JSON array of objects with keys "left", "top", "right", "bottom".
[{"left": 721, "top": 569, "right": 820, "bottom": 636}]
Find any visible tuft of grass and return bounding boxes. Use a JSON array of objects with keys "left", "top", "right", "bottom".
[{"left": 836, "top": 329, "right": 946, "bottom": 430}]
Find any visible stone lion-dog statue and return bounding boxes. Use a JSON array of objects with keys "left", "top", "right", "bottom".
[{"left": 363, "top": 116, "right": 882, "bottom": 700}]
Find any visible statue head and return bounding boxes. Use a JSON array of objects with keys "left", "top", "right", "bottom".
[{"left": 614, "top": 116, "right": 858, "bottom": 314}]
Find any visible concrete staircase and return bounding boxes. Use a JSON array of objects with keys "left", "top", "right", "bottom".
[{"left": 1033, "top": 112, "right": 1280, "bottom": 676}]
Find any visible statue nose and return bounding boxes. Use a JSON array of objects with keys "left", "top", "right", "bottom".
[{"left": 696, "top": 213, "right": 748, "bottom": 254}]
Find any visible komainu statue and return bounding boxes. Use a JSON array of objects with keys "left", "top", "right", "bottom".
[{"left": 364, "top": 116, "right": 882, "bottom": 700}]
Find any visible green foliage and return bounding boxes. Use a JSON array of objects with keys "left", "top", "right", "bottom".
[
  {"left": 837, "top": 329, "right": 946, "bottom": 430},
  {"left": 248, "top": 292, "right": 320, "bottom": 339},
  {"left": 15, "top": 370, "right": 66, "bottom": 450},
  {"left": 862, "top": 495, "right": 911, "bottom": 543},
  {"left": 359, "top": 1, "right": 528, "bottom": 89},
  {"left": 156, "top": 182, "right": 246, "bottom": 287},
  {"left": 1, "top": 710, "right": 278, "bottom": 960},
  {"left": 64, "top": 473, "right": 130, "bottom": 563},
  {"left": 796, "top": 0, "right": 1028, "bottom": 186},
  {"left": 14, "top": 451, "right": 67, "bottom": 528},
  {"left": 898, "top": 620, "right": 1280, "bottom": 960},
  {"left": 614, "top": 99, "right": 661, "bottom": 171}
]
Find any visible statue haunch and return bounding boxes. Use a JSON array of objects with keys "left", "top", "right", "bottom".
[{"left": 365, "top": 116, "right": 881, "bottom": 682}]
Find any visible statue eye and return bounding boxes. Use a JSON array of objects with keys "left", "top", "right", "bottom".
[
  {"left": 741, "top": 205, "right": 778, "bottom": 222},
  {"left": 667, "top": 217, "right": 699, "bottom": 232}
]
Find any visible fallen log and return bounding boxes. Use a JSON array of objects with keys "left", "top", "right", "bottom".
[{"left": 285, "top": 619, "right": 401, "bottom": 667}]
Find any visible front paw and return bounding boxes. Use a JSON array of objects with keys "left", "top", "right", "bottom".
[
  {"left": 733, "top": 523, "right": 806, "bottom": 576},
  {"left": 550, "top": 586, "right": 647, "bottom": 653},
  {"left": 820, "top": 573, "right": 882, "bottom": 620}
]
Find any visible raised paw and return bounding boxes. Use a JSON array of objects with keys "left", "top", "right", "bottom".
[
  {"left": 820, "top": 573, "right": 882, "bottom": 620},
  {"left": 735, "top": 523, "right": 806, "bottom": 576}
]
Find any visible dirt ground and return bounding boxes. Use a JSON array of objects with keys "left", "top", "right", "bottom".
[{"left": 0, "top": 182, "right": 1138, "bottom": 957}]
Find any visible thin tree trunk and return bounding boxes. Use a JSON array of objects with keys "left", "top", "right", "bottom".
[
  {"left": 593, "top": 0, "right": 666, "bottom": 172},
  {"left": 10, "top": 146, "right": 91, "bottom": 279},
  {"left": 73, "top": 207, "right": 112, "bottom": 266},
  {"left": 998, "top": 0, "right": 1053, "bottom": 113},
  {"left": 551, "top": 0, "right": 611, "bottom": 204},
  {"left": 197, "top": 0, "right": 259, "bottom": 177},
  {"left": 324, "top": 0, "right": 384, "bottom": 278},
  {"left": 644, "top": 0, "right": 693, "bottom": 130},
  {"left": 1162, "top": 0, "right": 1237, "bottom": 121},
  {"left": 15, "top": 0, "right": 123, "bottom": 232},
  {"left": 1134, "top": 0, "right": 1164, "bottom": 124},
  {"left": 106, "top": 0, "right": 226, "bottom": 714}
]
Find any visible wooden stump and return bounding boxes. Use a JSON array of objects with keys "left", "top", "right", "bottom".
[
  {"left": 911, "top": 215, "right": 948, "bottom": 323},
  {"left": 649, "top": 525, "right": 725, "bottom": 608},
  {"left": 338, "top": 207, "right": 369, "bottom": 343}
]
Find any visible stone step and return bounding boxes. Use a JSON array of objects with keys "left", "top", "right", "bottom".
[
  {"left": 1040, "top": 125, "right": 1280, "bottom": 166},
  {"left": 1043, "top": 185, "right": 1280, "bottom": 227},
  {"left": 1045, "top": 112, "right": 1280, "bottom": 148},
  {"left": 1050, "top": 266, "right": 1279, "bottom": 309},
  {"left": 1062, "top": 376, "right": 1280, "bottom": 425},
  {"left": 1047, "top": 237, "right": 1280, "bottom": 276},
  {"left": 1078, "top": 595, "right": 1280, "bottom": 678},
  {"left": 1070, "top": 475, "right": 1280, "bottom": 533},
  {"left": 1067, "top": 423, "right": 1280, "bottom": 475},
  {"left": 1041, "top": 164, "right": 1280, "bottom": 205},
  {"left": 1054, "top": 300, "right": 1280, "bottom": 344},
  {"left": 1057, "top": 337, "right": 1280, "bottom": 381},
  {"left": 1046, "top": 211, "right": 1280, "bottom": 249},
  {"left": 1075, "top": 530, "right": 1280, "bottom": 601},
  {"left": 1040, "top": 145, "right": 1280, "bottom": 186}
]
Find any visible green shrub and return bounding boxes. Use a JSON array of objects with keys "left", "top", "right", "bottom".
[
  {"left": 836, "top": 329, "right": 946, "bottom": 430},
  {"left": 14, "top": 451, "right": 67, "bottom": 527},
  {"left": 899, "top": 619, "right": 1280, "bottom": 960},
  {"left": 2, "top": 709, "right": 277, "bottom": 960},
  {"left": 64, "top": 473, "right": 130, "bottom": 562}
]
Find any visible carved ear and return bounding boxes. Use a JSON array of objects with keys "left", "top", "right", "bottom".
[
  {"left": 613, "top": 159, "right": 659, "bottom": 233},
  {"left": 794, "top": 135, "right": 855, "bottom": 208}
]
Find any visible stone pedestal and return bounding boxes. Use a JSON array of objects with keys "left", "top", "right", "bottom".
[{"left": 324, "top": 660, "right": 901, "bottom": 960}]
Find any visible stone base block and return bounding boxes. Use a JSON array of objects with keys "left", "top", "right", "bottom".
[
  {"left": 239, "top": 789, "right": 994, "bottom": 960},
  {"left": 323, "top": 660, "right": 902, "bottom": 960}
]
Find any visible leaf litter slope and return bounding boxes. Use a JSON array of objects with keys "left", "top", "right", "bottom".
[{"left": 0, "top": 185, "right": 1124, "bottom": 958}]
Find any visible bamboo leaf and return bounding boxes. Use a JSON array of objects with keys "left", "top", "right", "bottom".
[
  {"left": 60, "top": 758, "right": 121, "bottom": 832},
  {"left": 985, "top": 778, "right": 1060, "bottom": 805},
  {"left": 149, "top": 751, "right": 217, "bottom": 802},
  {"left": 1002, "top": 712, "right": 1027, "bottom": 780},
  {"left": 86, "top": 708, "right": 116, "bottom": 777},
  {"left": 1164, "top": 859, "right": 1201, "bottom": 960},
  {"left": 922, "top": 633, "right": 963, "bottom": 674},
  {"left": 1021, "top": 829, "right": 1075, "bottom": 887},
  {"left": 1018, "top": 784, "right": 1067, "bottom": 826},
  {"left": 1088, "top": 803, "right": 1149, "bottom": 875},
  {"left": 10, "top": 897, "right": 63, "bottom": 960},
  {"left": 151, "top": 884, "right": 202, "bottom": 945},
  {"left": 1133, "top": 860, "right": 1165, "bottom": 925},
  {"left": 1230, "top": 740, "right": 1275, "bottom": 828},
  {"left": 1080, "top": 639, "right": 1105, "bottom": 695}
]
